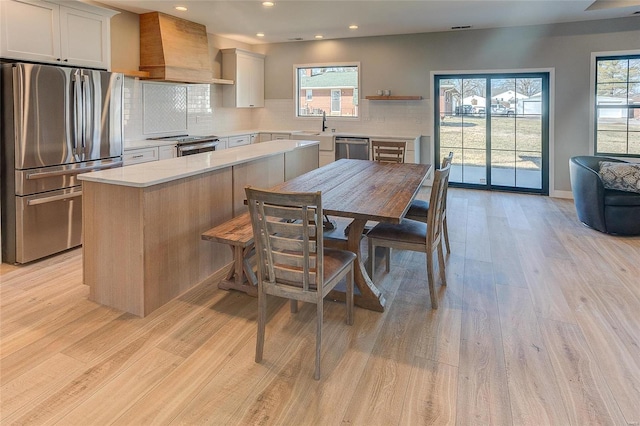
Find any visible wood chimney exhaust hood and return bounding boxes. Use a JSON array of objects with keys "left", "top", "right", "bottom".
[{"left": 139, "top": 12, "right": 218, "bottom": 84}]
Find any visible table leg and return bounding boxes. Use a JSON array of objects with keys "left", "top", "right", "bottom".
[
  {"left": 218, "top": 245, "right": 257, "bottom": 297},
  {"left": 327, "top": 218, "right": 385, "bottom": 312}
]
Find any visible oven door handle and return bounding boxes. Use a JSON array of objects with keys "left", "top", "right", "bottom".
[
  {"left": 178, "top": 141, "right": 218, "bottom": 152},
  {"left": 27, "top": 191, "right": 82, "bottom": 206},
  {"left": 335, "top": 139, "right": 369, "bottom": 145}
]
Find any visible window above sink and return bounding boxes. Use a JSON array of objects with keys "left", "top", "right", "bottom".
[{"left": 294, "top": 63, "right": 360, "bottom": 119}]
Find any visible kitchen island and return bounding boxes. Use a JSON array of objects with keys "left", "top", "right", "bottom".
[{"left": 79, "top": 140, "right": 319, "bottom": 317}]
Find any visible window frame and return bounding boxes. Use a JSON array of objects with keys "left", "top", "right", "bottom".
[
  {"left": 293, "top": 62, "right": 361, "bottom": 120},
  {"left": 591, "top": 50, "right": 640, "bottom": 158}
]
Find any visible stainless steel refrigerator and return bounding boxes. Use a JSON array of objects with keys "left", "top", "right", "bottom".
[{"left": 1, "top": 62, "right": 123, "bottom": 264}]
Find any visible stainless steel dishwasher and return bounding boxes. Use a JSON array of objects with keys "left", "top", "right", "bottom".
[{"left": 335, "top": 137, "right": 370, "bottom": 160}]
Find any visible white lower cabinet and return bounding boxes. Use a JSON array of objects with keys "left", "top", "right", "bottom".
[
  {"left": 124, "top": 147, "right": 159, "bottom": 165},
  {"left": 158, "top": 145, "right": 177, "bottom": 160},
  {"left": 319, "top": 152, "right": 334, "bottom": 167},
  {"left": 216, "top": 137, "right": 228, "bottom": 150},
  {"left": 228, "top": 135, "right": 251, "bottom": 148},
  {"left": 271, "top": 133, "right": 291, "bottom": 140},
  {"left": 258, "top": 133, "right": 271, "bottom": 142}
]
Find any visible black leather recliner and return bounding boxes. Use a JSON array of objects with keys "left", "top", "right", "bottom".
[{"left": 569, "top": 156, "right": 640, "bottom": 235}]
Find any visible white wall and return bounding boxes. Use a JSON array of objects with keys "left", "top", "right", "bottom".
[
  {"left": 110, "top": 8, "right": 640, "bottom": 192},
  {"left": 254, "top": 17, "right": 640, "bottom": 192}
]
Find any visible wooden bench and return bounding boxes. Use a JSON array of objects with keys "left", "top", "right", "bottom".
[
  {"left": 201, "top": 212, "right": 257, "bottom": 296},
  {"left": 201, "top": 213, "right": 358, "bottom": 297}
]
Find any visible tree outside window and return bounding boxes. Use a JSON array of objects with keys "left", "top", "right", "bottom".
[{"left": 595, "top": 55, "right": 640, "bottom": 157}]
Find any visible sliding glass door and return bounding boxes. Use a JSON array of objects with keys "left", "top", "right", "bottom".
[{"left": 435, "top": 73, "right": 549, "bottom": 194}]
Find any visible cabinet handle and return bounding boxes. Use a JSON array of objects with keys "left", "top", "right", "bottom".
[
  {"left": 63, "top": 59, "right": 68, "bottom": 62},
  {"left": 56, "top": 58, "right": 61, "bottom": 61},
  {"left": 132, "top": 154, "right": 144, "bottom": 159}
]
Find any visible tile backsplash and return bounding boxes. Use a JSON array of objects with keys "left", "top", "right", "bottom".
[
  {"left": 123, "top": 77, "right": 430, "bottom": 143},
  {"left": 123, "top": 77, "right": 221, "bottom": 141}
]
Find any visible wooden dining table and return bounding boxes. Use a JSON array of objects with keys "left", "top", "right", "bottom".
[{"left": 270, "top": 158, "right": 431, "bottom": 312}]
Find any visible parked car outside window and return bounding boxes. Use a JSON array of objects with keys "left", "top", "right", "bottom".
[
  {"left": 491, "top": 104, "right": 515, "bottom": 117},
  {"left": 454, "top": 104, "right": 474, "bottom": 115}
]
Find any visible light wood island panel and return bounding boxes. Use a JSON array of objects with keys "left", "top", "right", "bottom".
[
  {"left": 83, "top": 168, "right": 234, "bottom": 317},
  {"left": 81, "top": 141, "right": 319, "bottom": 317},
  {"left": 232, "top": 155, "right": 285, "bottom": 217}
]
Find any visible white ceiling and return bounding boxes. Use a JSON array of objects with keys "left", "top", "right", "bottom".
[{"left": 97, "top": 0, "right": 640, "bottom": 45}]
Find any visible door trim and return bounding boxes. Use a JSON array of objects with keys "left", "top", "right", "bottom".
[{"left": 430, "top": 68, "right": 556, "bottom": 195}]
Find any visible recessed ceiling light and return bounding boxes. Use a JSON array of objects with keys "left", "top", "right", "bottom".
[
  {"left": 349, "top": 25, "right": 358, "bottom": 30},
  {"left": 175, "top": 6, "right": 187, "bottom": 11},
  {"left": 262, "top": 1, "right": 274, "bottom": 6},
  {"left": 256, "top": 33, "right": 265, "bottom": 37},
  {"left": 315, "top": 35, "right": 323, "bottom": 39}
]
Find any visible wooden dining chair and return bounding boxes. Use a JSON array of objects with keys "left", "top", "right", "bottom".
[
  {"left": 245, "top": 186, "right": 356, "bottom": 380},
  {"left": 366, "top": 164, "right": 450, "bottom": 309},
  {"left": 371, "top": 140, "right": 406, "bottom": 163},
  {"left": 405, "top": 151, "right": 454, "bottom": 254}
]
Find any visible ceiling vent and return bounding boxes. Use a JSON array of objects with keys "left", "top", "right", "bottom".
[{"left": 139, "top": 12, "right": 213, "bottom": 83}]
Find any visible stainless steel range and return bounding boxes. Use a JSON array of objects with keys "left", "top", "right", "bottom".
[{"left": 147, "top": 135, "right": 219, "bottom": 156}]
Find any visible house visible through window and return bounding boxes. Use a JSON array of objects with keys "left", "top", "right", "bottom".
[
  {"left": 595, "top": 54, "right": 640, "bottom": 157},
  {"left": 295, "top": 64, "right": 359, "bottom": 118}
]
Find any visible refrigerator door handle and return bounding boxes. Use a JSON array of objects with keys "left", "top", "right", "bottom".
[
  {"left": 25, "top": 161, "right": 124, "bottom": 180},
  {"left": 82, "top": 73, "right": 91, "bottom": 155},
  {"left": 73, "top": 73, "right": 83, "bottom": 156},
  {"left": 26, "top": 191, "right": 82, "bottom": 206}
]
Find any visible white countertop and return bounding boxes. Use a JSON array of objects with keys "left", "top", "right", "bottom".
[
  {"left": 123, "top": 130, "right": 420, "bottom": 151},
  {"left": 80, "top": 139, "right": 319, "bottom": 188}
]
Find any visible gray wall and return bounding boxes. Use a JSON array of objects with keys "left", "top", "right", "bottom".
[{"left": 255, "top": 17, "right": 640, "bottom": 192}]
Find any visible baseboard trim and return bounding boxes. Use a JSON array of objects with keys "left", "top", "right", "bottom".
[{"left": 551, "top": 190, "right": 573, "bottom": 199}]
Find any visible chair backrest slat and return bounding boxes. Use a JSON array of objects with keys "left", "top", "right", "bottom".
[
  {"left": 426, "top": 164, "right": 451, "bottom": 246},
  {"left": 440, "top": 151, "right": 453, "bottom": 212},
  {"left": 372, "top": 140, "right": 406, "bottom": 163},
  {"left": 246, "top": 187, "right": 324, "bottom": 292}
]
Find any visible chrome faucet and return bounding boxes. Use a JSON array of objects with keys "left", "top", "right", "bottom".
[{"left": 322, "top": 111, "right": 327, "bottom": 132}]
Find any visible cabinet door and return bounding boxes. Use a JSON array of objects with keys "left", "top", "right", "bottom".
[
  {"left": 271, "top": 133, "right": 290, "bottom": 140},
  {"left": 158, "top": 145, "right": 176, "bottom": 160},
  {"left": 248, "top": 54, "right": 264, "bottom": 108},
  {"left": 258, "top": 133, "right": 272, "bottom": 143},
  {"left": 0, "top": 0, "right": 60, "bottom": 64},
  {"left": 221, "top": 49, "right": 264, "bottom": 108},
  {"left": 124, "top": 147, "right": 159, "bottom": 165},
  {"left": 236, "top": 54, "right": 253, "bottom": 107},
  {"left": 216, "top": 137, "right": 228, "bottom": 150},
  {"left": 228, "top": 135, "right": 250, "bottom": 147},
  {"left": 59, "top": 5, "right": 110, "bottom": 69}
]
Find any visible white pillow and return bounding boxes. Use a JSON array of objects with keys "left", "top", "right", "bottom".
[{"left": 599, "top": 161, "right": 640, "bottom": 194}]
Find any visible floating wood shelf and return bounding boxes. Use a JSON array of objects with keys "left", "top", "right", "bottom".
[
  {"left": 366, "top": 95, "right": 423, "bottom": 100},
  {"left": 112, "top": 69, "right": 150, "bottom": 78},
  {"left": 212, "top": 78, "right": 234, "bottom": 85}
]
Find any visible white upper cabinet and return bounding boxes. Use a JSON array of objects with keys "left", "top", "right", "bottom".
[
  {"left": 221, "top": 48, "right": 265, "bottom": 108},
  {"left": 0, "top": 0, "right": 117, "bottom": 69}
]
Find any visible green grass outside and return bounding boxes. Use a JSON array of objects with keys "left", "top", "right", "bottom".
[{"left": 439, "top": 115, "right": 542, "bottom": 170}]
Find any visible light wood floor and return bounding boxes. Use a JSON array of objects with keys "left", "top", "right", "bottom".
[{"left": 1, "top": 188, "right": 639, "bottom": 425}]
